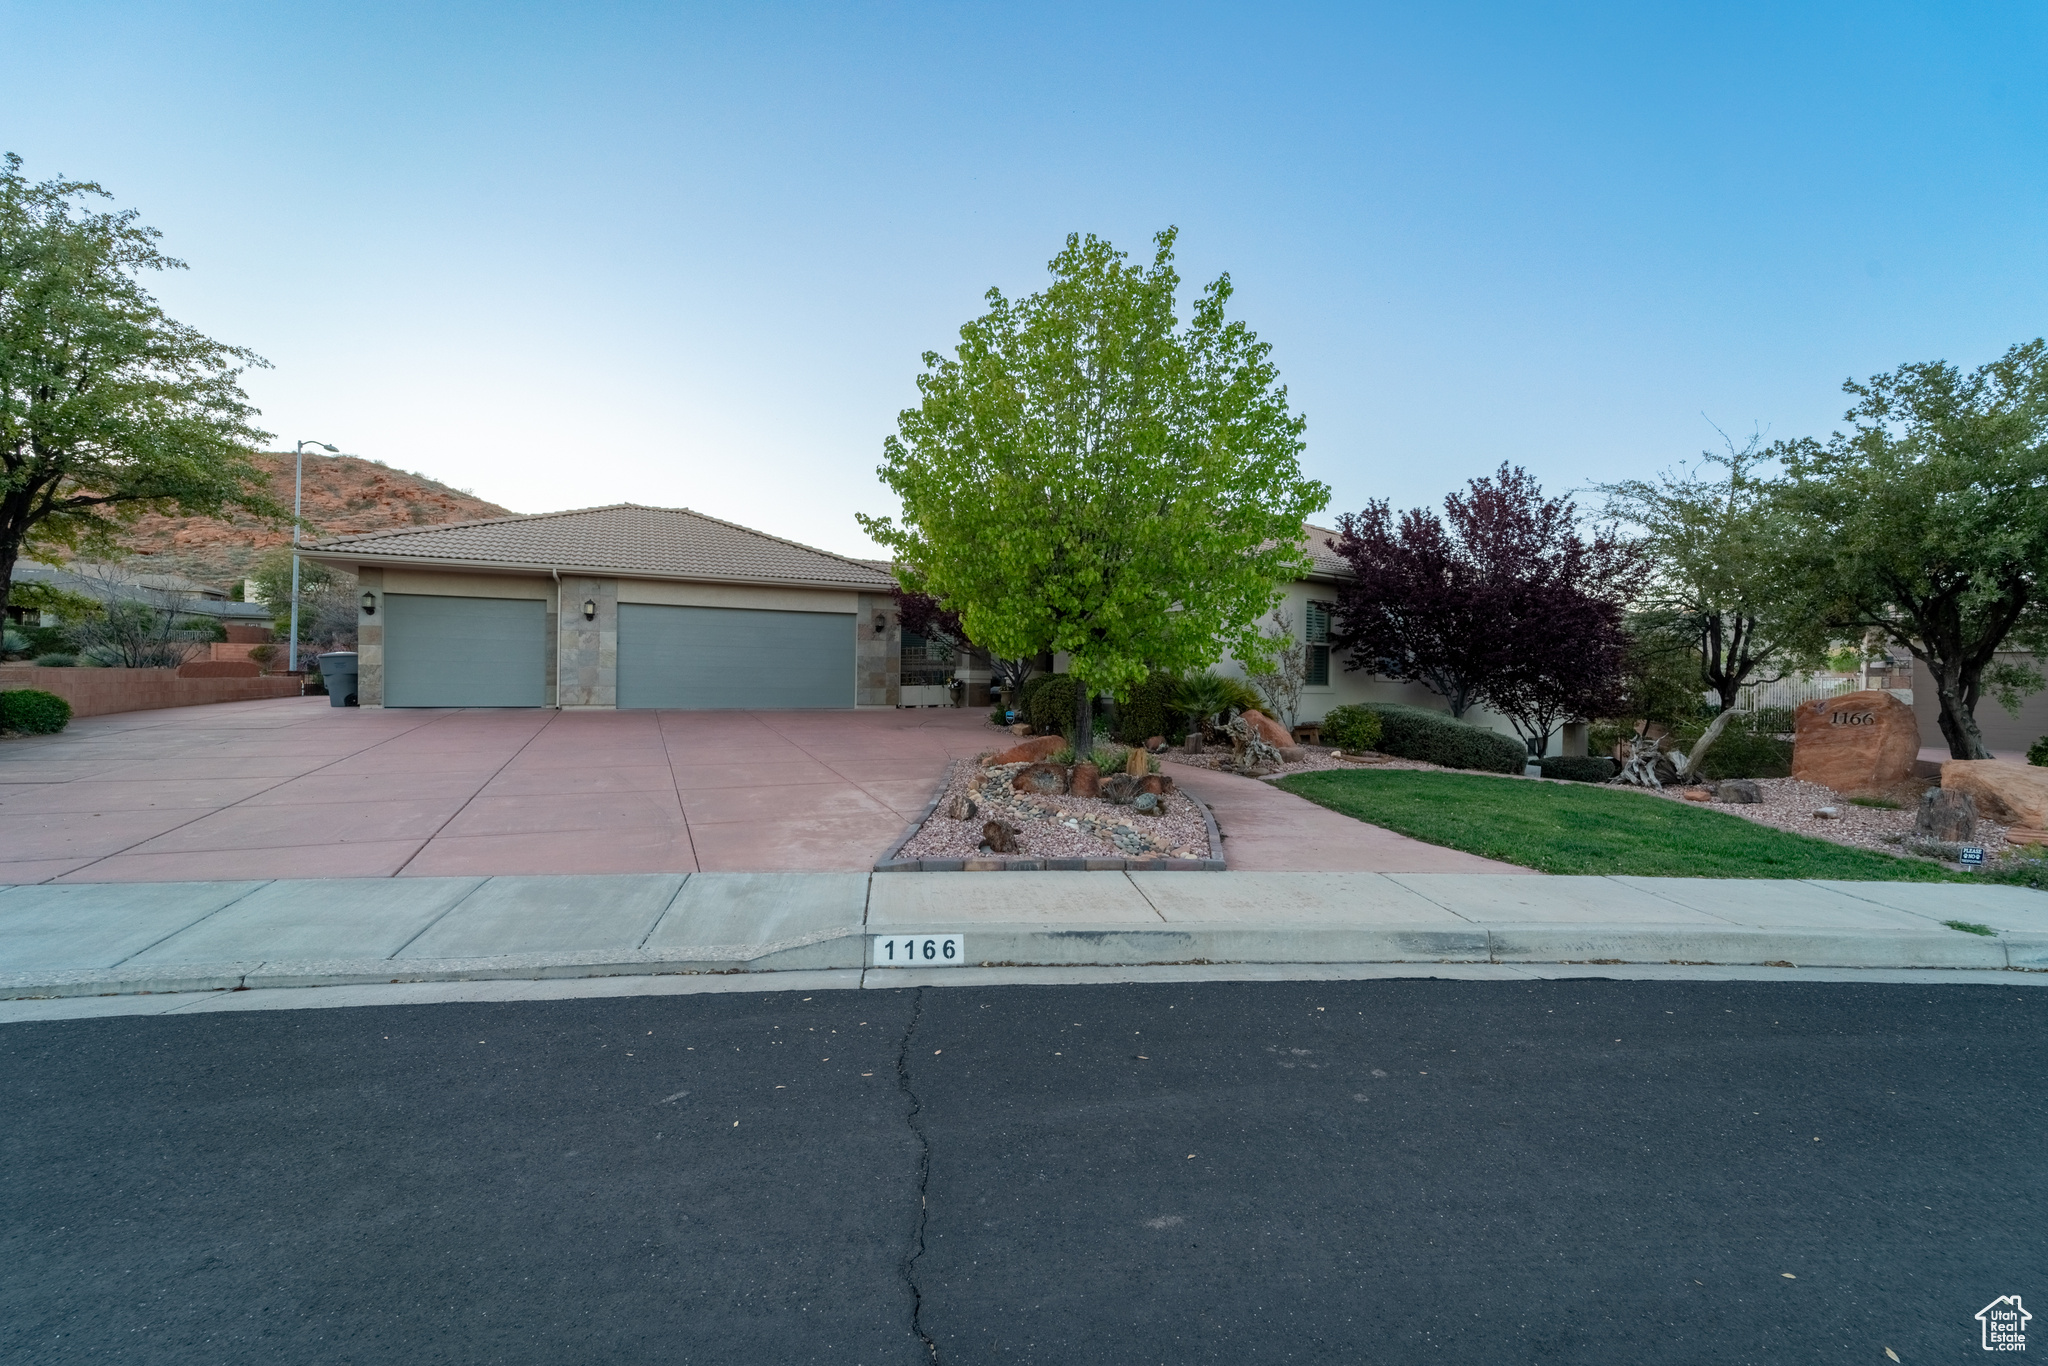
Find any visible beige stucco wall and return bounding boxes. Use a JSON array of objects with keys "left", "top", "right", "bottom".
[{"left": 1212, "top": 579, "right": 1529, "bottom": 743}]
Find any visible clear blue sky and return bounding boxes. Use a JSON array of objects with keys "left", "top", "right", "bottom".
[{"left": 6, "top": 2, "right": 2044, "bottom": 556}]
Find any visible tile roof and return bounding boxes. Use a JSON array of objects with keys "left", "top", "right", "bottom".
[
  {"left": 309, "top": 504, "right": 898, "bottom": 590},
  {"left": 1301, "top": 523, "right": 1350, "bottom": 580}
]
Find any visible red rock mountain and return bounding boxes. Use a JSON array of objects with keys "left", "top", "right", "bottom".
[{"left": 111, "top": 452, "right": 515, "bottom": 590}]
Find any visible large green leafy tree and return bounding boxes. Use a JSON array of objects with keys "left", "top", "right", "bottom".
[
  {"left": 858, "top": 228, "right": 1329, "bottom": 753},
  {"left": 0, "top": 153, "right": 278, "bottom": 613},
  {"left": 1601, "top": 431, "right": 1807, "bottom": 774},
  {"left": 1774, "top": 339, "right": 2048, "bottom": 759}
]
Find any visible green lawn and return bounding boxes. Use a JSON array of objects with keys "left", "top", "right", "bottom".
[{"left": 1274, "top": 769, "right": 1959, "bottom": 880}]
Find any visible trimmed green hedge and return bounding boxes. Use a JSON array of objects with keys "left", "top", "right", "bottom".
[
  {"left": 0, "top": 688, "right": 72, "bottom": 735},
  {"left": 1357, "top": 703, "right": 1526, "bottom": 773},
  {"left": 1538, "top": 755, "right": 1618, "bottom": 783},
  {"left": 1026, "top": 674, "right": 1078, "bottom": 736},
  {"left": 1320, "top": 704, "right": 1384, "bottom": 752},
  {"left": 1114, "top": 672, "right": 1178, "bottom": 746}
]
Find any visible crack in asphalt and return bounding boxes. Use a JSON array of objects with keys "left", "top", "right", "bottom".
[{"left": 895, "top": 987, "right": 939, "bottom": 1362}]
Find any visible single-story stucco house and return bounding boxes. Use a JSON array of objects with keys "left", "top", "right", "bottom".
[
  {"left": 1203, "top": 524, "right": 1557, "bottom": 750},
  {"left": 307, "top": 504, "right": 902, "bottom": 709}
]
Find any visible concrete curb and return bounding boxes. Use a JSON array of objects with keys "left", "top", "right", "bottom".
[
  {"left": 8, "top": 923, "right": 2039, "bottom": 1001},
  {"left": 2, "top": 930, "right": 865, "bottom": 999}
]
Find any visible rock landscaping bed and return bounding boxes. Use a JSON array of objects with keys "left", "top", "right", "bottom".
[
  {"left": 885, "top": 754, "right": 1219, "bottom": 870},
  {"left": 1637, "top": 776, "right": 2014, "bottom": 864}
]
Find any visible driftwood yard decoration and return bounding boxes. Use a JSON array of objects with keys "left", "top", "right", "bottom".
[{"left": 1789, "top": 688, "right": 1921, "bottom": 798}]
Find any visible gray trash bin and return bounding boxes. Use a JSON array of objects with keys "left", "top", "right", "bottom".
[{"left": 317, "top": 651, "right": 359, "bottom": 707}]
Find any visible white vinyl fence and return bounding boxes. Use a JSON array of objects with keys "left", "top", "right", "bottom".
[{"left": 1733, "top": 675, "right": 1857, "bottom": 712}]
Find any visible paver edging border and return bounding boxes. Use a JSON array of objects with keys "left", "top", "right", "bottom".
[{"left": 872, "top": 762, "right": 1227, "bottom": 873}]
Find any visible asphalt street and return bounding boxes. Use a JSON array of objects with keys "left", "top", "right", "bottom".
[{"left": 2, "top": 979, "right": 2040, "bottom": 1364}]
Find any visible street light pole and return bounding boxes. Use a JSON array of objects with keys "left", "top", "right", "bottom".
[{"left": 289, "top": 440, "right": 340, "bottom": 673}]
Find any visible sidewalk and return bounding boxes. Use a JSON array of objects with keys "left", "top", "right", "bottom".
[{"left": 2, "top": 871, "right": 2042, "bottom": 1005}]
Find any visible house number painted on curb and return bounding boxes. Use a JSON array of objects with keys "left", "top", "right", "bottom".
[{"left": 874, "top": 934, "right": 964, "bottom": 966}]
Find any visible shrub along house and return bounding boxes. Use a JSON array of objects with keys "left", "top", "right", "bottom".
[
  {"left": 1206, "top": 524, "right": 1557, "bottom": 749},
  {"left": 305, "top": 504, "right": 901, "bottom": 709}
]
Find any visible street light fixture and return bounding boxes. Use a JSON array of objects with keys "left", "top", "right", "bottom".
[{"left": 289, "top": 439, "right": 340, "bottom": 673}]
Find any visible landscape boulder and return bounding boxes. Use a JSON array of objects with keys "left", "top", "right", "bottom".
[
  {"left": 1125, "top": 747, "right": 1149, "bottom": 777},
  {"left": 986, "top": 735, "right": 1068, "bottom": 767},
  {"left": 946, "top": 794, "right": 978, "bottom": 822},
  {"left": 1915, "top": 787, "right": 1978, "bottom": 842},
  {"left": 1183, "top": 734, "right": 1204, "bottom": 755},
  {"left": 1139, "top": 773, "right": 1175, "bottom": 795},
  {"left": 1715, "top": 779, "right": 1763, "bottom": 805},
  {"left": 1144, "top": 736, "right": 1166, "bottom": 753},
  {"left": 981, "top": 820, "right": 1020, "bottom": 854},
  {"left": 1012, "top": 762, "right": 1069, "bottom": 795},
  {"left": 1132, "top": 792, "right": 1162, "bottom": 816},
  {"left": 1939, "top": 760, "right": 2048, "bottom": 828},
  {"left": 1069, "top": 761, "right": 1101, "bottom": 799},
  {"left": 1790, "top": 689, "right": 1920, "bottom": 797}
]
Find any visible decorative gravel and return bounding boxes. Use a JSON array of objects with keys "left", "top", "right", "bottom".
[
  {"left": 1634, "top": 776, "right": 2010, "bottom": 861},
  {"left": 1160, "top": 744, "right": 1446, "bottom": 779},
  {"left": 896, "top": 757, "right": 1213, "bottom": 862}
]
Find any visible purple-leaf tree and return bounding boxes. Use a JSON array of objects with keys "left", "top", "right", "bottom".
[
  {"left": 1329, "top": 465, "right": 1643, "bottom": 754},
  {"left": 891, "top": 587, "right": 1040, "bottom": 694}
]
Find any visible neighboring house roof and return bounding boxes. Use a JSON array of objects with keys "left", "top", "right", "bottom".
[
  {"left": 308, "top": 504, "right": 900, "bottom": 592},
  {"left": 13, "top": 560, "right": 271, "bottom": 621}
]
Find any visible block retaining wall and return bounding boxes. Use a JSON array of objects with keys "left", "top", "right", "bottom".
[{"left": 0, "top": 666, "right": 304, "bottom": 718}]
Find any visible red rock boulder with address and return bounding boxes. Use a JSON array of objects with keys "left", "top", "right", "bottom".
[{"left": 1790, "top": 689, "right": 1919, "bottom": 797}]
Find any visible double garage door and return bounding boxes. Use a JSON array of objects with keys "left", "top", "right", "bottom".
[{"left": 382, "top": 594, "right": 852, "bottom": 709}]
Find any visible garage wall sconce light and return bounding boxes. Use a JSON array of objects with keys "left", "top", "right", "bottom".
[
  {"left": 360, "top": 591, "right": 377, "bottom": 616},
  {"left": 583, "top": 599, "right": 597, "bottom": 621},
  {"left": 873, "top": 612, "right": 888, "bottom": 636}
]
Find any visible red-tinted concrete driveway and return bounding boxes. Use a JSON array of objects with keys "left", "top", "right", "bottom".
[{"left": 0, "top": 699, "right": 997, "bottom": 883}]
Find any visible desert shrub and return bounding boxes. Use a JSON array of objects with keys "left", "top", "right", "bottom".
[
  {"left": 1670, "top": 712, "right": 1793, "bottom": 780},
  {"left": 16, "top": 624, "right": 75, "bottom": 658},
  {"left": 0, "top": 688, "right": 72, "bottom": 735},
  {"left": 247, "top": 643, "right": 278, "bottom": 670},
  {"left": 1362, "top": 704, "right": 1526, "bottom": 773},
  {"left": 1, "top": 628, "right": 27, "bottom": 658},
  {"left": 1115, "top": 672, "right": 1176, "bottom": 745},
  {"left": 2029, "top": 735, "right": 2048, "bottom": 768},
  {"left": 1983, "top": 855, "right": 2048, "bottom": 890},
  {"left": 1538, "top": 755, "right": 1618, "bottom": 783},
  {"left": 1691, "top": 729, "right": 1792, "bottom": 780},
  {"left": 988, "top": 704, "right": 1007, "bottom": 726},
  {"left": 32, "top": 653, "right": 76, "bottom": 667},
  {"left": 175, "top": 615, "right": 229, "bottom": 642},
  {"left": 1320, "top": 704, "right": 1384, "bottom": 753}
]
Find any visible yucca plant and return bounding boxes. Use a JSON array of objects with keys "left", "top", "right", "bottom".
[{"left": 1171, "top": 673, "right": 1241, "bottom": 732}]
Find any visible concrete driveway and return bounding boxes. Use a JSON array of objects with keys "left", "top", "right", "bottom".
[{"left": 0, "top": 699, "right": 995, "bottom": 883}]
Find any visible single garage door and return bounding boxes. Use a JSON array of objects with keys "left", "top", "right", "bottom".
[
  {"left": 617, "top": 603, "right": 854, "bottom": 709},
  {"left": 383, "top": 594, "right": 547, "bottom": 707}
]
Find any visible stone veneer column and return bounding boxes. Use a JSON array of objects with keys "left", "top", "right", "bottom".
[
  {"left": 855, "top": 592, "right": 900, "bottom": 708},
  {"left": 355, "top": 566, "right": 384, "bottom": 706},
  {"left": 557, "top": 576, "right": 618, "bottom": 708}
]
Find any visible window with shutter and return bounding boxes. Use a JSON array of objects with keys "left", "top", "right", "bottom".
[{"left": 1306, "top": 602, "right": 1330, "bottom": 686}]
